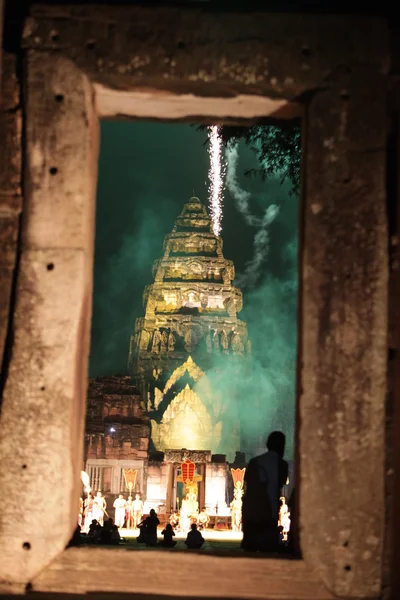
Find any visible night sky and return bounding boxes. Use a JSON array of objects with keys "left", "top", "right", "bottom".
[{"left": 90, "top": 121, "right": 298, "bottom": 456}]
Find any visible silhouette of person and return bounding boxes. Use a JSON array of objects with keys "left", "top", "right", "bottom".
[
  {"left": 101, "top": 518, "right": 114, "bottom": 545},
  {"left": 241, "top": 431, "right": 288, "bottom": 552},
  {"left": 185, "top": 523, "right": 204, "bottom": 549},
  {"left": 145, "top": 508, "right": 160, "bottom": 546},
  {"left": 136, "top": 517, "right": 147, "bottom": 543},
  {"left": 88, "top": 519, "right": 98, "bottom": 537},
  {"left": 111, "top": 524, "right": 121, "bottom": 545},
  {"left": 160, "top": 523, "right": 177, "bottom": 547}
]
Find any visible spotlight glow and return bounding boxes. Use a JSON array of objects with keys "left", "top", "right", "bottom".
[{"left": 208, "top": 125, "right": 225, "bottom": 236}]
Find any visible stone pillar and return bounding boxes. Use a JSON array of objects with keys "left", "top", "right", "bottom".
[
  {"left": 199, "top": 463, "right": 206, "bottom": 510},
  {"left": 301, "top": 65, "right": 388, "bottom": 598},
  {"left": 165, "top": 462, "right": 174, "bottom": 513},
  {"left": 0, "top": 53, "right": 98, "bottom": 584},
  {"left": 111, "top": 465, "right": 121, "bottom": 495}
]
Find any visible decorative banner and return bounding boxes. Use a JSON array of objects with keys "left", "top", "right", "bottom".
[
  {"left": 177, "top": 459, "right": 202, "bottom": 484},
  {"left": 230, "top": 468, "right": 245, "bottom": 533},
  {"left": 123, "top": 468, "right": 138, "bottom": 493},
  {"left": 231, "top": 467, "right": 246, "bottom": 489}
]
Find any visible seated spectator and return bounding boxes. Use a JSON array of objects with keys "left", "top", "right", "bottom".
[
  {"left": 137, "top": 517, "right": 147, "bottom": 543},
  {"left": 101, "top": 518, "right": 114, "bottom": 545},
  {"left": 185, "top": 523, "right": 204, "bottom": 549},
  {"left": 88, "top": 519, "right": 98, "bottom": 537},
  {"left": 197, "top": 508, "right": 210, "bottom": 530},
  {"left": 93, "top": 523, "right": 102, "bottom": 543},
  {"left": 111, "top": 524, "right": 121, "bottom": 545},
  {"left": 160, "top": 523, "right": 176, "bottom": 548}
]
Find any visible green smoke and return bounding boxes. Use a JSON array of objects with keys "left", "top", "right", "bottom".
[{"left": 90, "top": 121, "right": 298, "bottom": 461}]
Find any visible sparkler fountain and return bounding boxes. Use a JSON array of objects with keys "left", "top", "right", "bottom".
[{"left": 207, "top": 125, "right": 225, "bottom": 236}]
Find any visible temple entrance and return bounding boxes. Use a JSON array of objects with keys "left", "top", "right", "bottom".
[{"left": 165, "top": 449, "right": 208, "bottom": 516}]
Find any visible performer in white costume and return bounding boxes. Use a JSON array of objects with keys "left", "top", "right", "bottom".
[
  {"left": 83, "top": 493, "right": 94, "bottom": 533},
  {"left": 113, "top": 494, "right": 127, "bottom": 528},
  {"left": 132, "top": 493, "right": 144, "bottom": 529},
  {"left": 197, "top": 508, "right": 210, "bottom": 530},
  {"left": 78, "top": 497, "right": 83, "bottom": 527},
  {"left": 93, "top": 491, "right": 107, "bottom": 526},
  {"left": 278, "top": 497, "right": 291, "bottom": 542},
  {"left": 126, "top": 496, "right": 134, "bottom": 529}
]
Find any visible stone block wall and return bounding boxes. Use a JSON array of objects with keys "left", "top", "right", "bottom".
[{"left": 85, "top": 375, "right": 150, "bottom": 461}]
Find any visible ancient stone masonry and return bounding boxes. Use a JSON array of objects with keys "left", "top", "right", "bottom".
[
  {"left": 0, "top": 4, "right": 393, "bottom": 598},
  {"left": 85, "top": 375, "right": 150, "bottom": 461},
  {"left": 0, "top": 54, "right": 22, "bottom": 372},
  {"left": 130, "top": 197, "right": 249, "bottom": 458}
]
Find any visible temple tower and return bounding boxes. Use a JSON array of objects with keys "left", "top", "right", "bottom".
[{"left": 129, "top": 196, "right": 250, "bottom": 460}]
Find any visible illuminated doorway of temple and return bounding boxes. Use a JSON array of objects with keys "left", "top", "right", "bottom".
[{"left": 82, "top": 119, "right": 299, "bottom": 552}]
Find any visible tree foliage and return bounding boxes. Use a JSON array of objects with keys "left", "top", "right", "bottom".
[{"left": 201, "top": 122, "right": 301, "bottom": 196}]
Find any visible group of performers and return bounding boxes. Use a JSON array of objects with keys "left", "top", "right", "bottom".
[
  {"left": 78, "top": 484, "right": 290, "bottom": 541},
  {"left": 79, "top": 491, "right": 144, "bottom": 533},
  {"left": 78, "top": 492, "right": 290, "bottom": 540},
  {"left": 169, "top": 507, "right": 210, "bottom": 532},
  {"left": 113, "top": 493, "right": 144, "bottom": 529},
  {"left": 79, "top": 491, "right": 108, "bottom": 532}
]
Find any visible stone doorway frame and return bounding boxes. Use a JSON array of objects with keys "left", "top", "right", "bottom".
[
  {"left": 165, "top": 449, "right": 210, "bottom": 514},
  {"left": 0, "top": 5, "right": 391, "bottom": 599}
]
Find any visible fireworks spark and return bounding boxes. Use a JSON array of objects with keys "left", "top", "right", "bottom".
[{"left": 208, "top": 125, "right": 225, "bottom": 236}]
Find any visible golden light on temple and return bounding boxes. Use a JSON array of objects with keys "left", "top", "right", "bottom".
[{"left": 129, "top": 195, "right": 249, "bottom": 459}]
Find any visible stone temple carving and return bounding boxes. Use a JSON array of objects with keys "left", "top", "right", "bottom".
[{"left": 129, "top": 196, "right": 249, "bottom": 459}]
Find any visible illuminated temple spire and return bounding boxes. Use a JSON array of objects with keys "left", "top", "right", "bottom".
[{"left": 129, "top": 195, "right": 249, "bottom": 457}]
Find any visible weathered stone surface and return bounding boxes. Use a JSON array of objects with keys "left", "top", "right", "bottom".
[
  {"left": 23, "top": 7, "right": 388, "bottom": 100},
  {"left": 0, "top": 216, "right": 18, "bottom": 264},
  {"left": 0, "top": 111, "right": 22, "bottom": 200},
  {"left": 23, "top": 51, "right": 98, "bottom": 250},
  {"left": 31, "top": 546, "right": 334, "bottom": 599},
  {"left": 386, "top": 110, "right": 400, "bottom": 600},
  {"left": 0, "top": 216, "right": 19, "bottom": 357},
  {"left": 0, "top": 192, "right": 22, "bottom": 216},
  {"left": 0, "top": 265, "right": 15, "bottom": 367},
  {"left": 0, "top": 54, "right": 21, "bottom": 379},
  {"left": 0, "top": 53, "right": 19, "bottom": 112},
  {"left": 0, "top": 248, "right": 88, "bottom": 581},
  {"left": 85, "top": 375, "right": 150, "bottom": 460},
  {"left": 0, "top": 55, "right": 21, "bottom": 204},
  {"left": 300, "top": 67, "right": 388, "bottom": 597},
  {"left": 0, "top": 51, "right": 98, "bottom": 583}
]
